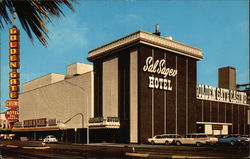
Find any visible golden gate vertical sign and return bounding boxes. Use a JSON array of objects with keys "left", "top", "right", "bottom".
[{"left": 5, "top": 27, "right": 20, "bottom": 125}]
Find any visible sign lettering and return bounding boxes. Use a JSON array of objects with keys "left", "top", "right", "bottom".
[
  {"left": 6, "top": 99, "right": 19, "bottom": 108},
  {"left": 9, "top": 72, "right": 20, "bottom": 78},
  {"left": 197, "top": 84, "right": 247, "bottom": 104},
  {"left": 143, "top": 56, "right": 177, "bottom": 91},
  {"left": 6, "top": 26, "right": 20, "bottom": 123},
  {"left": 23, "top": 118, "right": 47, "bottom": 127},
  {"left": 5, "top": 108, "right": 19, "bottom": 122},
  {"left": 9, "top": 48, "right": 19, "bottom": 55}
]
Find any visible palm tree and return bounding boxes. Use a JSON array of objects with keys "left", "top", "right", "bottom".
[{"left": 0, "top": 0, "right": 76, "bottom": 46}]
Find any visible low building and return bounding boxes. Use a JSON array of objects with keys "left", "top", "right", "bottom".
[{"left": 14, "top": 63, "right": 94, "bottom": 143}]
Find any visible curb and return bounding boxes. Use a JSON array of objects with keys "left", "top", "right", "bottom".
[
  {"left": 171, "top": 155, "right": 222, "bottom": 158},
  {"left": 125, "top": 152, "right": 149, "bottom": 158},
  {"left": 1, "top": 144, "right": 50, "bottom": 150},
  {"left": 6, "top": 145, "right": 18, "bottom": 148},
  {"left": 22, "top": 146, "right": 50, "bottom": 150},
  {"left": 125, "top": 152, "right": 225, "bottom": 158}
]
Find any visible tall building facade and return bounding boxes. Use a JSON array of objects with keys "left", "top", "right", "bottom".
[{"left": 88, "top": 30, "right": 249, "bottom": 143}]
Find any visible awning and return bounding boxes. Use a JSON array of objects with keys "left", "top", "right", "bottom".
[
  {"left": 196, "top": 122, "right": 232, "bottom": 125},
  {"left": 12, "top": 126, "right": 66, "bottom": 132}
]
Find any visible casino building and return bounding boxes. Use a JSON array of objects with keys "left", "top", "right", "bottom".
[{"left": 14, "top": 30, "right": 249, "bottom": 143}]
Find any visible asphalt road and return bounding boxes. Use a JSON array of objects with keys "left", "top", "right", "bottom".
[{"left": 0, "top": 140, "right": 249, "bottom": 158}]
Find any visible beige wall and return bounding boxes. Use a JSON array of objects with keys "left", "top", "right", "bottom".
[
  {"left": 67, "top": 63, "right": 93, "bottom": 76},
  {"left": 130, "top": 50, "right": 138, "bottom": 143},
  {"left": 23, "top": 73, "right": 65, "bottom": 92},
  {"left": 102, "top": 57, "right": 118, "bottom": 118},
  {"left": 19, "top": 71, "right": 93, "bottom": 129}
]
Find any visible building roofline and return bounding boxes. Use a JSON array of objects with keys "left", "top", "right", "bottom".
[
  {"left": 88, "top": 30, "right": 203, "bottom": 61},
  {"left": 21, "top": 71, "right": 93, "bottom": 94}
]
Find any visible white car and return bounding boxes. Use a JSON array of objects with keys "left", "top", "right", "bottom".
[
  {"left": 175, "top": 134, "right": 218, "bottom": 146},
  {"left": 43, "top": 135, "right": 58, "bottom": 143},
  {"left": 148, "top": 134, "right": 180, "bottom": 145}
]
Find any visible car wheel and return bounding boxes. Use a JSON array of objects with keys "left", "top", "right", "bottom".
[
  {"left": 165, "top": 141, "right": 169, "bottom": 145},
  {"left": 151, "top": 141, "right": 155, "bottom": 145},
  {"left": 196, "top": 142, "right": 201, "bottom": 147},
  {"left": 210, "top": 142, "right": 216, "bottom": 146},
  {"left": 242, "top": 142, "right": 247, "bottom": 146},
  {"left": 176, "top": 141, "right": 181, "bottom": 146},
  {"left": 230, "top": 141, "right": 235, "bottom": 146}
]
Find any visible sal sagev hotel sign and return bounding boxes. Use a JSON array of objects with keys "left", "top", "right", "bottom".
[
  {"left": 143, "top": 56, "right": 177, "bottom": 91},
  {"left": 197, "top": 84, "right": 247, "bottom": 105}
]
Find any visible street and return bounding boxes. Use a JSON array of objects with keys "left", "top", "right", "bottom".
[{"left": 0, "top": 140, "right": 249, "bottom": 158}]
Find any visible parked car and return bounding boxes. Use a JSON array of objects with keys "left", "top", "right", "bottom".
[
  {"left": 175, "top": 133, "right": 217, "bottom": 146},
  {"left": 239, "top": 135, "right": 250, "bottom": 144},
  {"left": 205, "top": 135, "right": 219, "bottom": 145},
  {"left": 216, "top": 135, "right": 241, "bottom": 146},
  {"left": 43, "top": 135, "right": 58, "bottom": 143},
  {"left": 148, "top": 134, "right": 181, "bottom": 145}
]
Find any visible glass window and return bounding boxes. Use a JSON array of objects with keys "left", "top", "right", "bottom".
[{"left": 197, "top": 124, "right": 205, "bottom": 133}]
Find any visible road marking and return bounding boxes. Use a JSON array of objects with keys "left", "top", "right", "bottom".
[
  {"left": 125, "top": 152, "right": 149, "bottom": 158},
  {"left": 172, "top": 155, "right": 224, "bottom": 158},
  {"left": 22, "top": 146, "right": 50, "bottom": 150},
  {"left": 6, "top": 145, "right": 18, "bottom": 148}
]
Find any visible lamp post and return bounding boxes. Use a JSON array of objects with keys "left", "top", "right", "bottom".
[{"left": 64, "top": 80, "right": 89, "bottom": 144}]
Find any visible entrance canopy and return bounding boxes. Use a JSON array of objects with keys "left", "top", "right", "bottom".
[{"left": 196, "top": 122, "right": 232, "bottom": 135}]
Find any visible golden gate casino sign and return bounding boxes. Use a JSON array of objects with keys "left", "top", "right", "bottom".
[{"left": 5, "top": 27, "right": 20, "bottom": 124}]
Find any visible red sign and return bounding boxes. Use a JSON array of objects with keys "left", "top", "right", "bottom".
[
  {"left": 6, "top": 99, "right": 19, "bottom": 108},
  {"left": 5, "top": 108, "right": 19, "bottom": 122},
  {"left": 9, "top": 27, "right": 20, "bottom": 100}
]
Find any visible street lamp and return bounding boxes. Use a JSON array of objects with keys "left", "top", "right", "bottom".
[
  {"left": 64, "top": 113, "right": 83, "bottom": 143},
  {"left": 64, "top": 80, "right": 89, "bottom": 144}
]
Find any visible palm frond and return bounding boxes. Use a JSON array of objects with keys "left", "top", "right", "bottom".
[{"left": 0, "top": 0, "right": 76, "bottom": 46}]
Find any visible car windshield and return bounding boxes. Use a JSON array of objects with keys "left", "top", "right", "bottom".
[
  {"left": 155, "top": 136, "right": 162, "bottom": 139},
  {"left": 197, "top": 135, "right": 207, "bottom": 138},
  {"left": 207, "top": 135, "right": 216, "bottom": 138},
  {"left": 47, "top": 135, "right": 55, "bottom": 138},
  {"left": 162, "top": 135, "right": 169, "bottom": 138}
]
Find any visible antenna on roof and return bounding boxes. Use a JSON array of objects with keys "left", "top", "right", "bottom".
[
  {"left": 13, "top": 8, "right": 17, "bottom": 27},
  {"left": 153, "top": 24, "right": 161, "bottom": 36}
]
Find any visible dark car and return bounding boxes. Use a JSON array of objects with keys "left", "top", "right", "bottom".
[
  {"left": 216, "top": 135, "right": 241, "bottom": 146},
  {"left": 237, "top": 135, "right": 250, "bottom": 145}
]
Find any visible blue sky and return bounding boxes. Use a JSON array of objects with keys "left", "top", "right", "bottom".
[{"left": 0, "top": 0, "right": 249, "bottom": 112}]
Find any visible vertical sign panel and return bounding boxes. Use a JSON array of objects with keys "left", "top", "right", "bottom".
[{"left": 5, "top": 27, "right": 20, "bottom": 123}]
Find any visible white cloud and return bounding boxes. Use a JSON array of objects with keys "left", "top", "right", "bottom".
[{"left": 116, "top": 14, "right": 142, "bottom": 23}]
